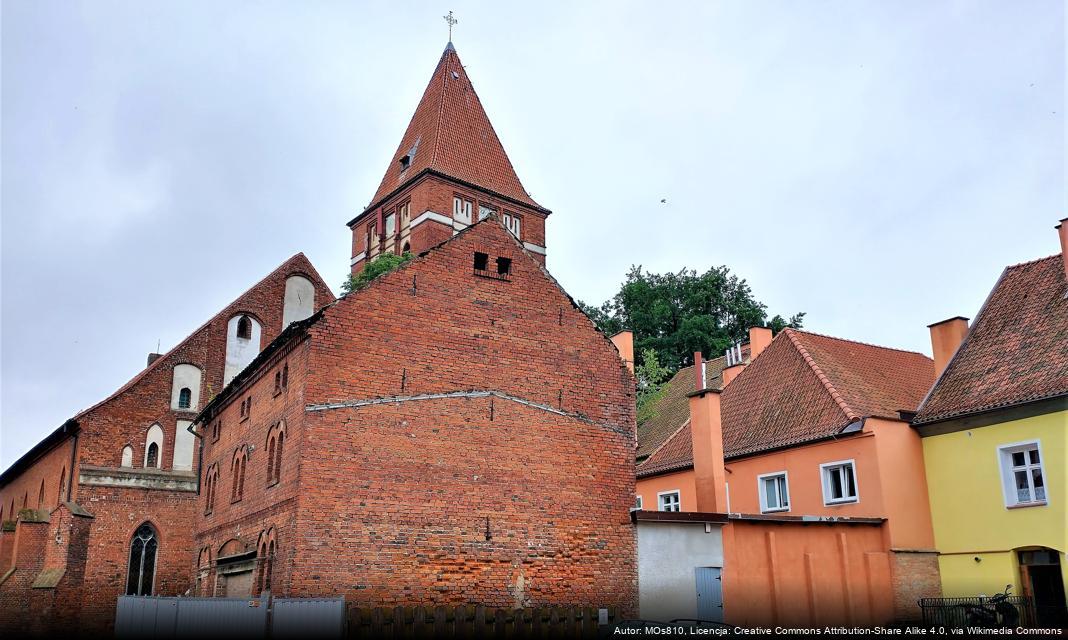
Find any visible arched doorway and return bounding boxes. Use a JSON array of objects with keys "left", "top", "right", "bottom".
[{"left": 1019, "top": 548, "right": 1067, "bottom": 626}]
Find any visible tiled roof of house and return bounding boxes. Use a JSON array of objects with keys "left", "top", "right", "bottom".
[
  {"left": 365, "top": 43, "right": 544, "bottom": 214},
  {"left": 635, "top": 349, "right": 742, "bottom": 461},
  {"left": 914, "top": 254, "right": 1068, "bottom": 424},
  {"left": 636, "top": 330, "right": 935, "bottom": 476}
]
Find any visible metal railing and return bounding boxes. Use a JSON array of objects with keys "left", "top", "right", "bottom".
[{"left": 918, "top": 595, "right": 1037, "bottom": 629}]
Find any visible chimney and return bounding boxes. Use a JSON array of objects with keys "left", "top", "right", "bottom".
[
  {"left": 1057, "top": 218, "right": 1068, "bottom": 284},
  {"left": 689, "top": 383, "right": 728, "bottom": 514},
  {"left": 749, "top": 327, "right": 773, "bottom": 360},
  {"left": 928, "top": 317, "right": 969, "bottom": 377},
  {"left": 610, "top": 331, "right": 634, "bottom": 373},
  {"left": 146, "top": 353, "right": 163, "bottom": 367},
  {"left": 722, "top": 363, "right": 744, "bottom": 387},
  {"left": 694, "top": 351, "right": 705, "bottom": 390}
]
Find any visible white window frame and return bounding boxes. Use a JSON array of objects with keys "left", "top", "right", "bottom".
[
  {"left": 453, "top": 197, "right": 472, "bottom": 225},
  {"left": 657, "top": 490, "right": 681, "bottom": 512},
  {"left": 635, "top": 495, "right": 643, "bottom": 510},
  {"left": 997, "top": 440, "right": 1048, "bottom": 508},
  {"left": 820, "top": 459, "right": 859, "bottom": 506},
  {"left": 503, "top": 212, "right": 522, "bottom": 239},
  {"left": 757, "top": 471, "right": 790, "bottom": 513}
]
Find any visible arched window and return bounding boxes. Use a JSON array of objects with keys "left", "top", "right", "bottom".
[
  {"left": 274, "top": 432, "right": 284, "bottom": 483},
  {"left": 231, "top": 450, "right": 247, "bottom": 503},
  {"left": 38, "top": 480, "right": 45, "bottom": 509},
  {"left": 237, "top": 315, "right": 252, "bottom": 340},
  {"left": 58, "top": 467, "right": 67, "bottom": 504},
  {"left": 281, "top": 364, "right": 289, "bottom": 389},
  {"left": 265, "top": 540, "right": 276, "bottom": 592},
  {"left": 22, "top": 493, "right": 27, "bottom": 508},
  {"left": 121, "top": 445, "right": 134, "bottom": 468},
  {"left": 204, "top": 473, "right": 214, "bottom": 515},
  {"left": 145, "top": 424, "right": 164, "bottom": 469},
  {"left": 266, "top": 438, "right": 276, "bottom": 483},
  {"left": 126, "top": 523, "right": 158, "bottom": 596},
  {"left": 178, "top": 387, "right": 192, "bottom": 409}
]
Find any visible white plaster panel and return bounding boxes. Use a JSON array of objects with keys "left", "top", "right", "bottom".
[
  {"left": 170, "top": 363, "right": 203, "bottom": 411},
  {"left": 282, "top": 276, "right": 316, "bottom": 327},
  {"left": 637, "top": 520, "right": 724, "bottom": 622},
  {"left": 224, "top": 315, "right": 262, "bottom": 386},
  {"left": 173, "top": 420, "right": 195, "bottom": 471}
]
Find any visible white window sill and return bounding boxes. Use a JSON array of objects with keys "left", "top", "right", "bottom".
[
  {"left": 823, "top": 498, "right": 858, "bottom": 506},
  {"left": 1006, "top": 500, "right": 1047, "bottom": 510},
  {"left": 761, "top": 507, "right": 790, "bottom": 514}
]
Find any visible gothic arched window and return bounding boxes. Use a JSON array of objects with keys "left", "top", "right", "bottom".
[
  {"left": 178, "top": 387, "right": 192, "bottom": 409},
  {"left": 126, "top": 523, "right": 158, "bottom": 596},
  {"left": 236, "top": 315, "right": 252, "bottom": 340},
  {"left": 146, "top": 443, "right": 159, "bottom": 468}
]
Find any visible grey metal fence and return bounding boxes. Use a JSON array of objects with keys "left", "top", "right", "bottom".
[
  {"left": 918, "top": 595, "right": 1036, "bottom": 629},
  {"left": 115, "top": 595, "right": 343, "bottom": 638}
]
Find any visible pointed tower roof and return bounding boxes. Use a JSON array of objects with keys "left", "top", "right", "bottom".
[{"left": 364, "top": 43, "right": 546, "bottom": 214}]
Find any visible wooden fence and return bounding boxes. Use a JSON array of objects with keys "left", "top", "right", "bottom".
[{"left": 347, "top": 605, "right": 621, "bottom": 638}]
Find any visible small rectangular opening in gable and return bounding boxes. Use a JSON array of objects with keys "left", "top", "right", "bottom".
[
  {"left": 473, "top": 252, "right": 489, "bottom": 271},
  {"left": 496, "top": 257, "right": 512, "bottom": 276}
]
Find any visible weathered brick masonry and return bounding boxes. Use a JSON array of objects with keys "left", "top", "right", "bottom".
[
  {"left": 195, "top": 219, "right": 638, "bottom": 613},
  {"left": 0, "top": 254, "right": 333, "bottom": 635}
]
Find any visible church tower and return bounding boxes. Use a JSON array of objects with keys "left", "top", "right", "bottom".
[{"left": 347, "top": 43, "right": 550, "bottom": 273}]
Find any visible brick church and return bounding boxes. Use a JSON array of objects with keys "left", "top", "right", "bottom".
[{"left": 0, "top": 43, "right": 637, "bottom": 635}]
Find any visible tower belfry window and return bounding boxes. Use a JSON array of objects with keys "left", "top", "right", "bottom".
[{"left": 237, "top": 315, "right": 252, "bottom": 340}]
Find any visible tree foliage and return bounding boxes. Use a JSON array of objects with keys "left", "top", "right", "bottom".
[
  {"left": 341, "top": 252, "right": 414, "bottom": 295},
  {"left": 635, "top": 348, "right": 672, "bottom": 424},
  {"left": 578, "top": 265, "right": 804, "bottom": 372}
]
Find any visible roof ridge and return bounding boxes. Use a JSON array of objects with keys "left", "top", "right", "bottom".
[
  {"left": 790, "top": 328, "right": 932, "bottom": 359},
  {"left": 637, "top": 418, "right": 691, "bottom": 469},
  {"left": 428, "top": 45, "right": 451, "bottom": 171},
  {"left": 783, "top": 328, "right": 859, "bottom": 421},
  {"left": 74, "top": 253, "right": 318, "bottom": 421},
  {"left": 1004, "top": 252, "right": 1062, "bottom": 270}
]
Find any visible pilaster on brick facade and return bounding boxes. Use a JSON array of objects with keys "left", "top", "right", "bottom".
[{"left": 348, "top": 43, "right": 551, "bottom": 274}]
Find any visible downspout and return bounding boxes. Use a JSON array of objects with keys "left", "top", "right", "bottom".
[{"left": 187, "top": 421, "right": 205, "bottom": 495}]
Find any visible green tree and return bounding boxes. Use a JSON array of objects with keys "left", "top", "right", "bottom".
[
  {"left": 635, "top": 348, "right": 672, "bottom": 424},
  {"left": 579, "top": 265, "right": 804, "bottom": 371},
  {"left": 341, "top": 252, "right": 414, "bottom": 295}
]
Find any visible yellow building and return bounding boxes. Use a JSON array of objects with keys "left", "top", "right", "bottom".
[{"left": 914, "top": 223, "right": 1068, "bottom": 627}]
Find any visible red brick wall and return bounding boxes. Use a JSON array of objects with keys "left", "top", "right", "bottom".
[
  {"left": 0, "top": 438, "right": 74, "bottom": 523},
  {"left": 296, "top": 220, "right": 635, "bottom": 610},
  {"left": 351, "top": 174, "right": 548, "bottom": 273},
  {"left": 0, "top": 518, "right": 48, "bottom": 632},
  {"left": 890, "top": 550, "right": 941, "bottom": 621}
]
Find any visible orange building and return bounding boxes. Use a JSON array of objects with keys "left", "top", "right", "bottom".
[{"left": 635, "top": 327, "right": 941, "bottom": 622}]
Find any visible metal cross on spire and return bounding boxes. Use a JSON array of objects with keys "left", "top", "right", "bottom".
[{"left": 443, "top": 11, "right": 457, "bottom": 41}]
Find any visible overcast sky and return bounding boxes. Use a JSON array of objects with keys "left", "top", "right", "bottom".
[{"left": 1, "top": 1, "right": 1064, "bottom": 468}]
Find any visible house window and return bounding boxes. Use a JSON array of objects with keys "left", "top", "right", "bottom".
[
  {"left": 274, "top": 372, "right": 282, "bottom": 395},
  {"left": 999, "top": 442, "right": 1046, "bottom": 506},
  {"left": 178, "top": 387, "right": 192, "bottom": 409},
  {"left": 658, "top": 491, "right": 681, "bottom": 512},
  {"left": 453, "top": 196, "right": 472, "bottom": 224},
  {"left": 758, "top": 472, "right": 790, "bottom": 513},
  {"left": 281, "top": 364, "right": 289, "bottom": 389},
  {"left": 125, "top": 523, "right": 158, "bottom": 596},
  {"left": 820, "top": 460, "right": 858, "bottom": 505},
  {"left": 635, "top": 495, "right": 643, "bottom": 510},
  {"left": 237, "top": 315, "right": 253, "bottom": 340},
  {"left": 384, "top": 211, "right": 396, "bottom": 237},
  {"left": 232, "top": 450, "right": 247, "bottom": 503},
  {"left": 503, "top": 212, "right": 521, "bottom": 239},
  {"left": 399, "top": 202, "right": 410, "bottom": 232},
  {"left": 473, "top": 252, "right": 489, "bottom": 271},
  {"left": 478, "top": 204, "right": 496, "bottom": 221},
  {"left": 367, "top": 222, "right": 379, "bottom": 257}
]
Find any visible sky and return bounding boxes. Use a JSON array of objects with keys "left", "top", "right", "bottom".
[{"left": 1, "top": 1, "right": 1064, "bottom": 468}]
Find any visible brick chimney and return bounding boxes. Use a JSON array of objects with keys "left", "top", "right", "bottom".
[
  {"left": 146, "top": 353, "right": 163, "bottom": 367},
  {"left": 928, "top": 317, "right": 969, "bottom": 377},
  {"left": 689, "top": 352, "right": 728, "bottom": 513},
  {"left": 610, "top": 331, "right": 634, "bottom": 373},
  {"left": 722, "top": 363, "right": 744, "bottom": 387},
  {"left": 749, "top": 327, "right": 773, "bottom": 360},
  {"left": 1057, "top": 218, "right": 1068, "bottom": 284}
]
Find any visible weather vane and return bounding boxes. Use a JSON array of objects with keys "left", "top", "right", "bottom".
[{"left": 443, "top": 10, "right": 457, "bottom": 41}]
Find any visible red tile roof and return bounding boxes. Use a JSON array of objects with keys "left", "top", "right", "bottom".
[
  {"left": 365, "top": 43, "right": 544, "bottom": 213},
  {"left": 914, "top": 254, "right": 1068, "bottom": 424},
  {"left": 637, "top": 330, "right": 934, "bottom": 476}
]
